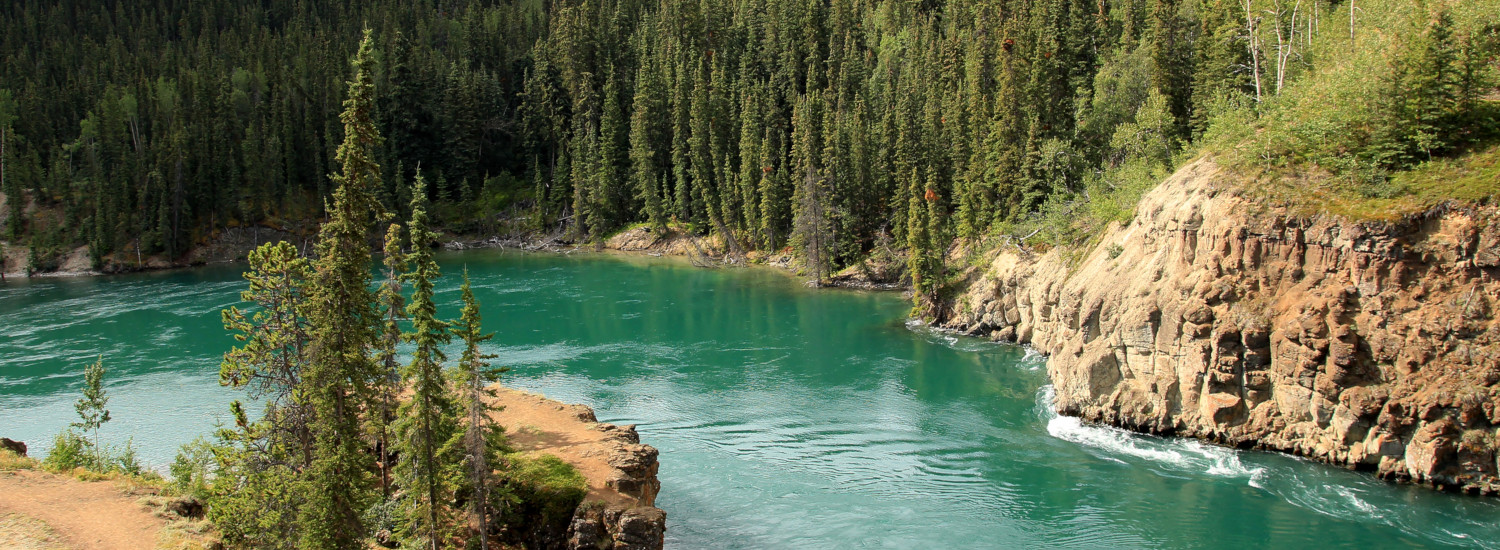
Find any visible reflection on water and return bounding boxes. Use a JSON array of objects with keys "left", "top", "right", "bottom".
[{"left": 2, "top": 251, "right": 1497, "bottom": 548}]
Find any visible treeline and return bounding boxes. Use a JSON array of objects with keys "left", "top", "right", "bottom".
[
  {"left": 520, "top": 0, "right": 1495, "bottom": 308},
  {"left": 1209, "top": 1, "right": 1500, "bottom": 188},
  {"left": 2, "top": 0, "right": 1496, "bottom": 312}
]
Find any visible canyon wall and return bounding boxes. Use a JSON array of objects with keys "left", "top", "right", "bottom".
[{"left": 942, "top": 159, "right": 1500, "bottom": 494}]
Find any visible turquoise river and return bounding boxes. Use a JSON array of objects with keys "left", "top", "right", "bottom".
[{"left": 2, "top": 251, "right": 1497, "bottom": 548}]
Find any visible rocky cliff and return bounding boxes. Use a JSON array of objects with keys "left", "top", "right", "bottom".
[{"left": 942, "top": 158, "right": 1500, "bottom": 494}]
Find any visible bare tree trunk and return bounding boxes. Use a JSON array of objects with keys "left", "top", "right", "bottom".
[
  {"left": 1245, "top": 0, "right": 1264, "bottom": 102},
  {"left": 469, "top": 380, "right": 490, "bottom": 550},
  {"left": 1273, "top": 0, "right": 1302, "bottom": 95}
]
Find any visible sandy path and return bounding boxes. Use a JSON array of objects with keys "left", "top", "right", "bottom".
[
  {"left": 490, "top": 387, "right": 650, "bottom": 507},
  {"left": 0, "top": 470, "right": 164, "bottom": 550}
]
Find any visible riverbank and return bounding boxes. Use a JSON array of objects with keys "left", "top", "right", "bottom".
[
  {"left": 0, "top": 226, "right": 311, "bottom": 281},
  {"left": 2, "top": 222, "right": 902, "bottom": 293},
  {"left": 443, "top": 223, "right": 906, "bottom": 291}
]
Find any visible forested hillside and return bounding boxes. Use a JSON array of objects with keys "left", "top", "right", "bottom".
[
  {"left": 1, "top": 0, "right": 1496, "bottom": 311},
  {"left": 0, "top": 0, "right": 546, "bottom": 265}
]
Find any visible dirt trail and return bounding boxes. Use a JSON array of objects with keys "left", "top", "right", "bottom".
[{"left": 0, "top": 470, "right": 164, "bottom": 550}]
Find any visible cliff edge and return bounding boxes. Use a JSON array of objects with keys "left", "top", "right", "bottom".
[
  {"left": 943, "top": 158, "right": 1500, "bottom": 494},
  {"left": 491, "top": 387, "right": 666, "bottom": 549}
]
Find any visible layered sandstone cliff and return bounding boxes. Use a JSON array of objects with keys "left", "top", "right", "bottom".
[{"left": 942, "top": 158, "right": 1500, "bottom": 494}]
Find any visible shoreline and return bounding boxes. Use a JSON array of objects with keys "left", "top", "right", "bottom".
[{"left": 4, "top": 224, "right": 910, "bottom": 294}]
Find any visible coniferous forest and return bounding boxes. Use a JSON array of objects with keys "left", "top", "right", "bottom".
[
  {"left": 2, "top": 1, "right": 1500, "bottom": 548},
  {"left": 1, "top": 0, "right": 1496, "bottom": 313}
]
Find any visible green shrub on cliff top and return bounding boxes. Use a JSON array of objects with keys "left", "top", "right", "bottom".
[
  {"left": 1207, "top": 0, "right": 1500, "bottom": 219},
  {"left": 497, "top": 452, "right": 587, "bottom": 543}
]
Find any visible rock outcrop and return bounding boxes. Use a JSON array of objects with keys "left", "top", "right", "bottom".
[
  {"left": 488, "top": 387, "right": 666, "bottom": 549},
  {"left": 563, "top": 421, "right": 666, "bottom": 550},
  {"left": 942, "top": 158, "right": 1500, "bottom": 494}
]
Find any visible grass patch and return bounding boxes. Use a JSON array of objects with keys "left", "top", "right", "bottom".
[
  {"left": 0, "top": 449, "right": 38, "bottom": 471},
  {"left": 0, "top": 512, "right": 67, "bottom": 550},
  {"left": 1225, "top": 143, "right": 1500, "bottom": 222},
  {"left": 154, "top": 518, "right": 218, "bottom": 550},
  {"left": 497, "top": 451, "right": 588, "bottom": 545},
  {"left": 501, "top": 451, "right": 588, "bottom": 522}
]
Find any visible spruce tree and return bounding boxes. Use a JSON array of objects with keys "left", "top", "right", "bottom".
[
  {"left": 670, "top": 60, "right": 694, "bottom": 222},
  {"left": 906, "top": 169, "right": 942, "bottom": 316},
  {"left": 215, "top": 242, "right": 317, "bottom": 549},
  {"left": 630, "top": 62, "right": 667, "bottom": 233},
  {"left": 394, "top": 173, "right": 461, "bottom": 549},
  {"left": 374, "top": 222, "right": 407, "bottom": 497},
  {"left": 791, "top": 91, "right": 832, "bottom": 282},
  {"left": 301, "top": 29, "right": 385, "bottom": 549},
  {"left": 384, "top": 32, "right": 437, "bottom": 192},
  {"left": 73, "top": 356, "right": 111, "bottom": 464},
  {"left": 220, "top": 241, "right": 315, "bottom": 465},
  {"left": 452, "top": 270, "right": 507, "bottom": 550},
  {"left": 0, "top": 88, "right": 16, "bottom": 241},
  {"left": 595, "top": 69, "right": 627, "bottom": 233}
]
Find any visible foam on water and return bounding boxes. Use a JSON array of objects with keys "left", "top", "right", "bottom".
[
  {"left": 1036, "top": 385, "right": 1500, "bottom": 548},
  {"left": 1037, "top": 385, "right": 1269, "bottom": 479}
]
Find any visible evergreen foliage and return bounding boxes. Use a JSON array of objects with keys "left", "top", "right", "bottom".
[
  {"left": 202, "top": 34, "right": 552, "bottom": 550},
  {"left": 6, "top": 0, "right": 1496, "bottom": 313},
  {"left": 374, "top": 221, "right": 408, "bottom": 497},
  {"left": 72, "top": 356, "right": 111, "bottom": 447},
  {"left": 220, "top": 241, "right": 315, "bottom": 465},
  {"left": 43, "top": 356, "right": 143, "bottom": 476},
  {"left": 1208, "top": 0, "right": 1500, "bottom": 196},
  {"left": 301, "top": 29, "right": 384, "bottom": 548},
  {"left": 453, "top": 270, "right": 510, "bottom": 549},
  {"left": 393, "top": 173, "right": 463, "bottom": 549}
]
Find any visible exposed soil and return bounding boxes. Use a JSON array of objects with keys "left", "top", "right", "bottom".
[{"left": 0, "top": 470, "right": 166, "bottom": 550}]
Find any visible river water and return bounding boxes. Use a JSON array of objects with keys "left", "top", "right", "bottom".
[{"left": 1, "top": 251, "right": 1496, "bottom": 548}]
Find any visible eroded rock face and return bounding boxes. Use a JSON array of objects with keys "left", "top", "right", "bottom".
[
  {"left": 942, "top": 159, "right": 1500, "bottom": 495},
  {"left": 595, "top": 423, "right": 662, "bottom": 508},
  {"left": 562, "top": 418, "right": 665, "bottom": 550},
  {"left": 567, "top": 506, "right": 667, "bottom": 550}
]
